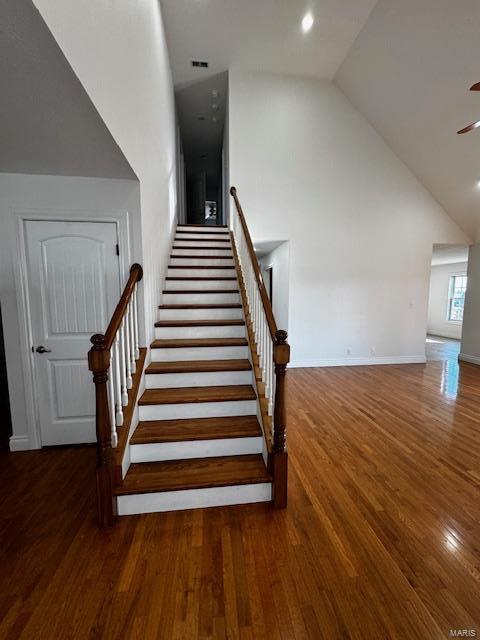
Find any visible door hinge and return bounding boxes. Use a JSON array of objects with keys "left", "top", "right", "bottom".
[{"left": 115, "top": 243, "right": 120, "bottom": 256}]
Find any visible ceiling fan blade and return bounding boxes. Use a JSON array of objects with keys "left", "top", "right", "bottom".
[
  {"left": 470, "top": 82, "right": 480, "bottom": 91},
  {"left": 457, "top": 119, "right": 480, "bottom": 134}
]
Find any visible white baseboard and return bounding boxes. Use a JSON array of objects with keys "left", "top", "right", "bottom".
[
  {"left": 458, "top": 353, "right": 480, "bottom": 366},
  {"left": 9, "top": 434, "right": 40, "bottom": 451},
  {"left": 289, "top": 355, "right": 427, "bottom": 368}
]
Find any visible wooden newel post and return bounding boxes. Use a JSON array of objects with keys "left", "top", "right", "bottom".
[
  {"left": 88, "top": 334, "right": 116, "bottom": 527},
  {"left": 272, "top": 329, "right": 290, "bottom": 508}
]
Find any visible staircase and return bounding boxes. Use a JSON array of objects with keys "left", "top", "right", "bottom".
[
  {"left": 115, "top": 225, "right": 272, "bottom": 515},
  {"left": 89, "top": 188, "right": 289, "bottom": 526}
]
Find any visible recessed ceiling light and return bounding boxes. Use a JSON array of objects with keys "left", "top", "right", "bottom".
[
  {"left": 212, "top": 116, "right": 218, "bottom": 123},
  {"left": 211, "top": 103, "right": 218, "bottom": 110},
  {"left": 301, "top": 11, "right": 314, "bottom": 33}
]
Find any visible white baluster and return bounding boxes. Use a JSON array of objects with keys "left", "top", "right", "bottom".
[
  {"left": 269, "top": 359, "right": 275, "bottom": 417},
  {"left": 113, "top": 329, "right": 123, "bottom": 426},
  {"left": 264, "top": 330, "right": 271, "bottom": 398},
  {"left": 133, "top": 284, "right": 140, "bottom": 360},
  {"left": 129, "top": 299, "right": 136, "bottom": 374},
  {"left": 125, "top": 305, "right": 132, "bottom": 389},
  {"left": 107, "top": 351, "right": 118, "bottom": 447},
  {"left": 119, "top": 319, "right": 128, "bottom": 405}
]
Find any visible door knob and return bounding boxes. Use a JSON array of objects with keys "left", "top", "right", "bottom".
[{"left": 35, "top": 346, "right": 51, "bottom": 354}]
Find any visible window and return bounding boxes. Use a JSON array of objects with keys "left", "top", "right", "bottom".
[{"left": 447, "top": 274, "right": 467, "bottom": 322}]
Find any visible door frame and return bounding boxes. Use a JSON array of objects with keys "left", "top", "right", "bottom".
[{"left": 11, "top": 207, "right": 131, "bottom": 450}]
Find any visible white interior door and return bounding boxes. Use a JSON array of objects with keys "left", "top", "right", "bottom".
[{"left": 25, "top": 220, "right": 120, "bottom": 445}]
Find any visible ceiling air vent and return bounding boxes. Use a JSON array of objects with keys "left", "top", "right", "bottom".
[{"left": 191, "top": 60, "right": 209, "bottom": 68}]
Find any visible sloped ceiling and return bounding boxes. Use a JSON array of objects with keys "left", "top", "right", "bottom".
[
  {"left": 161, "top": 0, "right": 379, "bottom": 86},
  {"left": 0, "top": 0, "right": 135, "bottom": 179},
  {"left": 336, "top": 0, "right": 480, "bottom": 240}
]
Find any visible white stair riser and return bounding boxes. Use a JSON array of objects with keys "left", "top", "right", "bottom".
[
  {"left": 155, "top": 324, "right": 246, "bottom": 339},
  {"left": 117, "top": 483, "right": 272, "bottom": 516},
  {"left": 139, "top": 399, "right": 257, "bottom": 421},
  {"left": 175, "top": 233, "right": 229, "bottom": 240},
  {"left": 172, "top": 248, "right": 232, "bottom": 256},
  {"left": 168, "top": 268, "right": 236, "bottom": 278},
  {"left": 177, "top": 226, "right": 228, "bottom": 233},
  {"left": 163, "top": 292, "right": 240, "bottom": 305},
  {"left": 174, "top": 241, "right": 231, "bottom": 249},
  {"left": 170, "top": 258, "right": 234, "bottom": 267},
  {"left": 165, "top": 279, "right": 238, "bottom": 291},
  {"left": 151, "top": 345, "right": 249, "bottom": 361},
  {"left": 130, "top": 436, "right": 263, "bottom": 463},
  {"left": 145, "top": 369, "right": 252, "bottom": 389},
  {"left": 159, "top": 307, "right": 243, "bottom": 320}
]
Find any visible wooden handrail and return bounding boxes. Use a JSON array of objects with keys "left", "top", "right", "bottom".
[
  {"left": 229, "top": 186, "right": 290, "bottom": 508},
  {"left": 104, "top": 263, "right": 143, "bottom": 349},
  {"left": 88, "top": 262, "right": 143, "bottom": 526},
  {"left": 230, "top": 187, "right": 277, "bottom": 338}
]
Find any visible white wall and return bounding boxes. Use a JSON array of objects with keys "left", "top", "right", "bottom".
[
  {"left": 229, "top": 70, "right": 470, "bottom": 367},
  {"left": 460, "top": 244, "right": 480, "bottom": 364},
  {"left": 427, "top": 262, "right": 467, "bottom": 339},
  {"left": 259, "top": 243, "right": 290, "bottom": 332},
  {"left": 0, "top": 173, "right": 141, "bottom": 450},
  {"left": 33, "top": 0, "right": 178, "bottom": 344}
]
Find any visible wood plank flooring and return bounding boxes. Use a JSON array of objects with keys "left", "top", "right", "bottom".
[{"left": 1, "top": 355, "right": 480, "bottom": 638}]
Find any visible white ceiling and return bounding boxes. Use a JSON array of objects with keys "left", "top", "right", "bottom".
[
  {"left": 431, "top": 244, "right": 469, "bottom": 266},
  {"left": 0, "top": 0, "right": 134, "bottom": 179},
  {"left": 161, "top": 0, "right": 379, "bottom": 86},
  {"left": 161, "top": 0, "right": 378, "bottom": 176},
  {"left": 336, "top": 0, "right": 480, "bottom": 241}
]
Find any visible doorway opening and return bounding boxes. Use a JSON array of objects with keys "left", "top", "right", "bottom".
[
  {"left": 426, "top": 244, "right": 469, "bottom": 363},
  {"left": 176, "top": 72, "right": 228, "bottom": 226},
  {"left": 254, "top": 240, "right": 290, "bottom": 332}
]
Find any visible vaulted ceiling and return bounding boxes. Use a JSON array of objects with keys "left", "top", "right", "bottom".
[
  {"left": 161, "top": 0, "right": 379, "bottom": 179},
  {"left": 336, "top": 0, "right": 480, "bottom": 241},
  {"left": 161, "top": 0, "right": 379, "bottom": 87}
]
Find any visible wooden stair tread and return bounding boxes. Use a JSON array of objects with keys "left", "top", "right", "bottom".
[
  {"left": 163, "top": 289, "right": 239, "bottom": 294},
  {"left": 116, "top": 454, "right": 270, "bottom": 495},
  {"left": 131, "top": 415, "right": 261, "bottom": 444},
  {"left": 174, "top": 238, "right": 231, "bottom": 243},
  {"left": 139, "top": 385, "right": 256, "bottom": 405},
  {"left": 165, "top": 277, "right": 237, "bottom": 281},
  {"left": 146, "top": 359, "right": 252, "bottom": 374},
  {"left": 177, "top": 224, "right": 228, "bottom": 228},
  {"left": 170, "top": 255, "right": 233, "bottom": 260},
  {"left": 173, "top": 244, "right": 232, "bottom": 249},
  {"left": 158, "top": 303, "right": 242, "bottom": 309},
  {"left": 151, "top": 338, "right": 248, "bottom": 348},
  {"left": 176, "top": 228, "right": 229, "bottom": 233},
  {"left": 168, "top": 265, "right": 235, "bottom": 270},
  {"left": 154, "top": 319, "right": 245, "bottom": 327}
]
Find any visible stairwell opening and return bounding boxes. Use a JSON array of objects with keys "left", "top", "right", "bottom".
[{"left": 176, "top": 72, "right": 228, "bottom": 226}]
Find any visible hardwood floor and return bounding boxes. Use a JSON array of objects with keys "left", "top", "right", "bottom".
[{"left": 1, "top": 357, "right": 480, "bottom": 638}]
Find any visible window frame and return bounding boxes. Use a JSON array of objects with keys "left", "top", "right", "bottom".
[{"left": 446, "top": 273, "right": 467, "bottom": 324}]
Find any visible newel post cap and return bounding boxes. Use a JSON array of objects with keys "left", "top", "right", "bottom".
[
  {"left": 274, "top": 330, "right": 290, "bottom": 365},
  {"left": 229, "top": 186, "right": 237, "bottom": 196},
  {"left": 88, "top": 333, "right": 109, "bottom": 372},
  {"left": 130, "top": 263, "right": 143, "bottom": 281}
]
